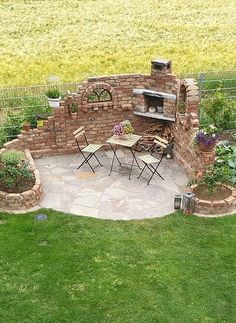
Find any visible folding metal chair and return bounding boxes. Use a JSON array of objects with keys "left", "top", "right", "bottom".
[
  {"left": 137, "top": 135, "right": 168, "bottom": 185},
  {"left": 73, "top": 126, "right": 103, "bottom": 173}
]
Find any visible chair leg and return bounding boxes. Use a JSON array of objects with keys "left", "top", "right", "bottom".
[
  {"left": 146, "top": 163, "right": 164, "bottom": 184},
  {"left": 93, "top": 152, "right": 103, "bottom": 167},
  {"left": 137, "top": 163, "right": 147, "bottom": 179},
  {"left": 77, "top": 153, "right": 96, "bottom": 173},
  {"left": 150, "top": 164, "right": 164, "bottom": 180}
]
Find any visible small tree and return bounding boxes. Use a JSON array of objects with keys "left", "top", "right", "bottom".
[{"left": 201, "top": 86, "right": 235, "bottom": 130}]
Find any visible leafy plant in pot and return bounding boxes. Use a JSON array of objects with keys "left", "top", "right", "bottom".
[
  {"left": 45, "top": 88, "right": 61, "bottom": 108},
  {"left": 22, "top": 121, "right": 31, "bottom": 132},
  {"left": 69, "top": 103, "right": 77, "bottom": 120},
  {"left": 177, "top": 101, "right": 186, "bottom": 116},
  {"left": 112, "top": 120, "right": 134, "bottom": 139},
  {"left": 194, "top": 125, "right": 219, "bottom": 152},
  {"left": 36, "top": 114, "right": 46, "bottom": 127}
]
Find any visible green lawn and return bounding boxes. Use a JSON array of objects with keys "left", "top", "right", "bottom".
[
  {"left": 0, "top": 210, "right": 236, "bottom": 322},
  {"left": 1, "top": 0, "right": 236, "bottom": 86}
]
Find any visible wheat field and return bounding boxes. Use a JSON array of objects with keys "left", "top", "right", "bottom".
[{"left": 1, "top": 0, "right": 236, "bottom": 86}]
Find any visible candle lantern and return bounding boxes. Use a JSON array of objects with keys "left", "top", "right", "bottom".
[
  {"left": 164, "top": 143, "right": 173, "bottom": 159},
  {"left": 182, "top": 192, "right": 195, "bottom": 215},
  {"left": 174, "top": 194, "right": 182, "bottom": 210}
]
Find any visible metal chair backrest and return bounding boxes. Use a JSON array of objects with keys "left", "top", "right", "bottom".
[{"left": 73, "top": 126, "right": 89, "bottom": 148}]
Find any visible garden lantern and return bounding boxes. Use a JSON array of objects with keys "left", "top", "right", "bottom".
[
  {"left": 182, "top": 192, "right": 195, "bottom": 215},
  {"left": 164, "top": 143, "right": 173, "bottom": 159},
  {"left": 174, "top": 194, "right": 182, "bottom": 210}
]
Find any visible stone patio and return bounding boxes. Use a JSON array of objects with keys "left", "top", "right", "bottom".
[{"left": 35, "top": 149, "right": 188, "bottom": 220}]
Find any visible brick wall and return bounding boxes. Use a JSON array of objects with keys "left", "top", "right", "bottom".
[{"left": 2, "top": 60, "right": 207, "bottom": 176}]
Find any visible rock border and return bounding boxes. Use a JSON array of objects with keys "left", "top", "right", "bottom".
[
  {"left": 0, "top": 149, "right": 43, "bottom": 211},
  {"left": 190, "top": 184, "right": 236, "bottom": 216}
]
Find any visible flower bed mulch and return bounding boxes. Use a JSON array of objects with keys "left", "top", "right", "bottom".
[
  {"left": 193, "top": 184, "right": 232, "bottom": 201},
  {"left": 0, "top": 175, "right": 35, "bottom": 194}
]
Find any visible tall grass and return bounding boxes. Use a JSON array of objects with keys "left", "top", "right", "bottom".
[{"left": 1, "top": 0, "right": 236, "bottom": 86}]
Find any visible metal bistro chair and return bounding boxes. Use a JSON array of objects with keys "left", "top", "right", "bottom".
[
  {"left": 73, "top": 126, "right": 103, "bottom": 173},
  {"left": 137, "top": 135, "right": 168, "bottom": 185}
]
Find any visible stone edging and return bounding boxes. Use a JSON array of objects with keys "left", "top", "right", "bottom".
[
  {"left": 0, "top": 149, "right": 43, "bottom": 211},
  {"left": 190, "top": 184, "right": 236, "bottom": 216}
]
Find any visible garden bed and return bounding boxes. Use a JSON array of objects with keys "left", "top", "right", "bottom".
[
  {"left": 191, "top": 184, "right": 236, "bottom": 216},
  {"left": 193, "top": 184, "right": 232, "bottom": 201},
  {"left": 0, "top": 149, "right": 43, "bottom": 210}
]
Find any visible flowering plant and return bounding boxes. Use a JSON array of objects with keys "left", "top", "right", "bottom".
[
  {"left": 112, "top": 120, "right": 134, "bottom": 136},
  {"left": 194, "top": 125, "right": 219, "bottom": 147},
  {"left": 121, "top": 120, "right": 134, "bottom": 134}
]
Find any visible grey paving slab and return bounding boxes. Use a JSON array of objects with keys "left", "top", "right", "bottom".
[{"left": 35, "top": 150, "right": 189, "bottom": 220}]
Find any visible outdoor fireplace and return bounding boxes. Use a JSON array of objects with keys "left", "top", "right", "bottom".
[
  {"left": 132, "top": 58, "right": 177, "bottom": 121},
  {"left": 144, "top": 95, "right": 164, "bottom": 114},
  {"left": 133, "top": 89, "right": 176, "bottom": 121}
]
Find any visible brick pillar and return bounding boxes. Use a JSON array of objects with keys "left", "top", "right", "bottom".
[
  {"left": 53, "top": 106, "right": 67, "bottom": 149},
  {"left": 199, "top": 150, "right": 215, "bottom": 168}
]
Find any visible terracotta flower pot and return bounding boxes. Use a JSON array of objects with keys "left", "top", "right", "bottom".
[
  {"left": 71, "top": 112, "right": 77, "bottom": 120},
  {"left": 198, "top": 142, "right": 216, "bottom": 152},
  {"left": 22, "top": 122, "right": 30, "bottom": 132}
]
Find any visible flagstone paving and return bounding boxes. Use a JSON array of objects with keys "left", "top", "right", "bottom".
[{"left": 35, "top": 150, "right": 189, "bottom": 220}]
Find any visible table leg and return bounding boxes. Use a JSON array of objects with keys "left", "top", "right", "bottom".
[
  {"left": 129, "top": 148, "right": 141, "bottom": 180},
  {"left": 108, "top": 144, "right": 121, "bottom": 176}
]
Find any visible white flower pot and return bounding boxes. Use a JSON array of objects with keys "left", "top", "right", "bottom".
[{"left": 47, "top": 97, "right": 61, "bottom": 108}]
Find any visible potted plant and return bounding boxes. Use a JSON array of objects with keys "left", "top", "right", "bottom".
[
  {"left": 22, "top": 121, "right": 31, "bottom": 132},
  {"left": 45, "top": 88, "right": 61, "bottom": 108},
  {"left": 194, "top": 125, "right": 219, "bottom": 152},
  {"left": 112, "top": 120, "right": 134, "bottom": 139},
  {"left": 177, "top": 101, "right": 186, "bottom": 116},
  {"left": 69, "top": 103, "right": 77, "bottom": 120},
  {"left": 36, "top": 114, "right": 45, "bottom": 127}
]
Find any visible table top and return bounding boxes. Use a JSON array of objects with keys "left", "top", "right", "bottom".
[{"left": 106, "top": 134, "right": 142, "bottom": 148}]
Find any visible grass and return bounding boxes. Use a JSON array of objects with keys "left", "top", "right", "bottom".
[
  {"left": 0, "top": 209, "right": 236, "bottom": 322},
  {"left": 1, "top": 0, "right": 236, "bottom": 86}
]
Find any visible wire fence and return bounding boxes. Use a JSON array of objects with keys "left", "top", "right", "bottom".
[
  {"left": 181, "top": 70, "right": 236, "bottom": 128},
  {"left": 0, "top": 71, "right": 235, "bottom": 145}
]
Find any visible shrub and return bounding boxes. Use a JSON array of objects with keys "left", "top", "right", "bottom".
[
  {"left": 188, "top": 162, "right": 232, "bottom": 195},
  {"left": 45, "top": 88, "right": 60, "bottom": 99},
  {"left": 22, "top": 97, "right": 51, "bottom": 128},
  {"left": 216, "top": 142, "right": 236, "bottom": 186},
  {"left": 3, "top": 111, "right": 23, "bottom": 141},
  {"left": 0, "top": 150, "right": 34, "bottom": 191},
  {"left": 201, "top": 87, "right": 235, "bottom": 130},
  {"left": 69, "top": 103, "right": 77, "bottom": 113}
]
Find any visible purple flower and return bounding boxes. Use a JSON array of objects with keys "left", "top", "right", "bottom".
[
  {"left": 195, "top": 129, "right": 218, "bottom": 146},
  {"left": 113, "top": 123, "right": 124, "bottom": 136}
]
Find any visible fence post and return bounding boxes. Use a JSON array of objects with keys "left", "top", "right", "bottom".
[{"left": 199, "top": 72, "right": 205, "bottom": 101}]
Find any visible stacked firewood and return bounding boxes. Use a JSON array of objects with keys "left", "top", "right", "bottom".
[{"left": 135, "top": 123, "right": 173, "bottom": 152}]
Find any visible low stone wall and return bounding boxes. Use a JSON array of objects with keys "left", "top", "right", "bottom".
[
  {"left": 0, "top": 149, "right": 43, "bottom": 211},
  {"left": 190, "top": 184, "right": 236, "bottom": 215}
]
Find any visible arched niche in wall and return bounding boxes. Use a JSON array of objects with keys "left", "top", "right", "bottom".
[
  {"left": 178, "top": 84, "right": 187, "bottom": 115},
  {"left": 81, "top": 82, "right": 118, "bottom": 112}
]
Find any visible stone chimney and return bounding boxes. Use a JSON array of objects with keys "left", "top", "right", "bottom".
[{"left": 151, "top": 58, "right": 172, "bottom": 75}]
